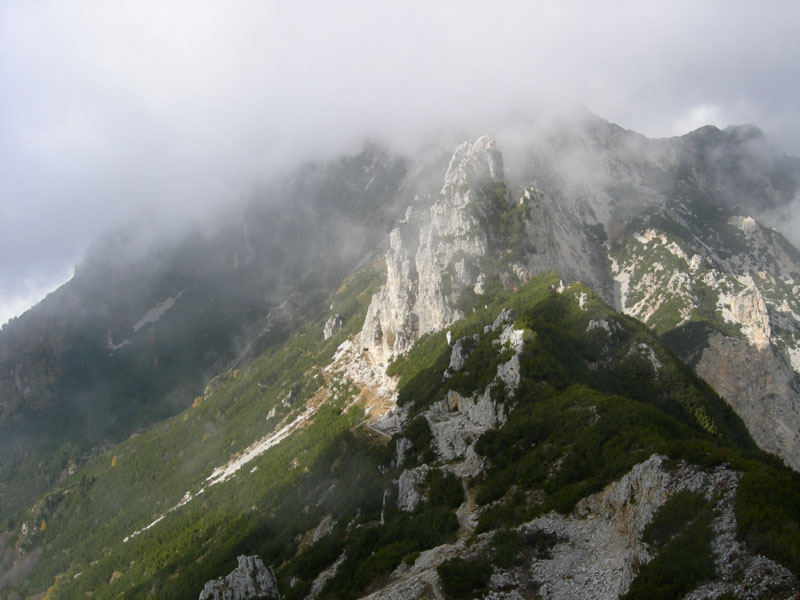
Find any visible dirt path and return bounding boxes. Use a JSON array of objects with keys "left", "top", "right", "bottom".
[
  {"left": 456, "top": 480, "right": 476, "bottom": 537},
  {"left": 362, "top": 420, "right": 392, "bottom": 439}
]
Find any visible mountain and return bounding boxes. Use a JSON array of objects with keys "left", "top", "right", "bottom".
[
  {"left": 1, "top": 113, "right": 800, "bottom": 599},
  {"left": 361, "top": 117, "right": 800, "bottom": 469},
  {"left": 0, "top": 143, "right": 412, "bottom": 521}
]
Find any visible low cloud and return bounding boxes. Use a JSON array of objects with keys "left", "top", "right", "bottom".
[{"left": 2, "top": 0, "right": 800, "bottom": 323}]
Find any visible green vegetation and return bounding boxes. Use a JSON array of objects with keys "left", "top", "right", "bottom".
[
  {"left": 473, "top": 385, "right": 707, "bottom": 529},
  {"left": 387, "top": 330, "right": 451, "bottom": 410},
  {"left": 399, "top": 415, "right": 435, "bottom": 466},
  {"left": 389, "top": 273, "right": 753, "bottom": 445},
  {"left": 642, "top": 490, "right": 707, "bottom": 548},
  {"left": 735, "top": 462, "right": 800, "bottom": 573},
  {"left": 437, "top": 556, "right": 492, "bottom": 599},
  {"left": 490, "top": 527, "right": 558, "bottom": 568},
  {"left": 624, "top": 492, "right": 716, "bottom": 600},
  {"left": 315, "top": 501, "right": 458, "bottom": 599},
  {"left": 0, "top": 144, "right": 406, "bottom": 530},
  {"left": 5, "top": 260, "right": 387, "bottom": 599},
  {"left": 427, "top": 468, "right": 464, "bottom": 510},
  {"left": 8, "top": 269, "right": 800, "bottom": 599},
  {"left": 491, "top": 528, "right": 524, "bottom": 568}
]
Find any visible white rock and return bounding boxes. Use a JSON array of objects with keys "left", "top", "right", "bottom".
[
  {"left": 397, "top": 465, "right": 431, "bottom": 512},
  {"left": 198, "top": 555, "right": 279, "bottom": 600},
  {"left": 445, "top": 334, "right": 480, "bottom": 376},
  {"left": 323, "top": 314, "right": 345, "bottom": 340},
  {"left": 360, "top": 137, "right": 505, "bottom": 363}
]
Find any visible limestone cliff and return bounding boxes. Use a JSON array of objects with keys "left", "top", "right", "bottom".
[
  {"left": 611, "top": 217, "right": 800, "bottom": 470},
  {"left": 697, "top": 333, "right": 800, "bottom": 470},
  {"left": 360, "top": 136, "right": 507, "bottom": 363}
]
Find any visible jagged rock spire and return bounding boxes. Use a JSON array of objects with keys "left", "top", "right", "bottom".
[{"left": 360, "top": 136, "right": 506, "bottom": 363}]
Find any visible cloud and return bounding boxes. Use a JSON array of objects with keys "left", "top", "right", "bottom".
[
  {"left": 0, "top": 267, "right": 74, "bottom": 327},
  {"left": 671, "top": 104, "right": 728, "bottom": 136},
  {"left": 2, "top": 0, "right": 800, "bottom": 323}
]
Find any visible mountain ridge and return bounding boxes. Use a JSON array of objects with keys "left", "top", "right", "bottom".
[{"left": 2, "top": 113, "right": 800, "bottom": 598}]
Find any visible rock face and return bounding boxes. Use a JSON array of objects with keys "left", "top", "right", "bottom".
[
  {"left": 611, "top": 219, "right": 800, "bottom": 470},
  {"left": 323, "top": 314, "right": 345, "bottom": 340},
  {"left": 198, "top": 555, "right": 280, "bottom": 600},
  {"left": 697, "top": 333, "right": 800, "bottom": 470},
  {"left": 359, "top": 133, "right": 616, "bottom": 365},
  {"left": 361, "top": 455, "right": 796, "bottom": 600},
  {"left": 358, "top": 127, "right": 800, "bottom": 472},
  {"left": 444, "top": 334, "right": 479, "bottom": 376},
  {"left": 512, "top": 185, "right": 614, "bottom": 304},
  {"left": 360, "top": 136, "right": 506, "bottom": 363},
  {"left": 397, "top": 465, "right": 431, "bottom": 512}
]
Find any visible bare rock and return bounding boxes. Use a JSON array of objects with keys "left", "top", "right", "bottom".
[
  {"left": 198, "top": 555, "right": 280, "bottom": 600},
  {"left": 397, "top": 465, "right": 431, "bottom": 512},
  {"left": 491, "top": 308, "right": 515, "bottom": 332},
  {"left": 697, "top": 333, "right": 800, "bottom": 470},
  {"left": 394, "top": 436, "right": 413, "bottom": 467},
  {"left": 444, "top": 334, "right": 480, "bottom": 377},
  {"left": 323, "top": 314, "right": 345, "bottom": 340},
  {"left": 312, "top": 515, "right": 335, "bottom": 543},
  {"left": 360, "top": 137, "right": 506, "bottom": 363}
]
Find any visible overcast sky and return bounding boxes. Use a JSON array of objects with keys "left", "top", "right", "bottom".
[{"left": 1, "top": 1, "right": 799, "bottom": 326}]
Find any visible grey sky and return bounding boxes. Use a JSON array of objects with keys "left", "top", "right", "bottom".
[{"left": 2, "top": 0, "right": 799, "bottom": 325}]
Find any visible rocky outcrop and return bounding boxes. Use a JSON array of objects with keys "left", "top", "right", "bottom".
[
  {"left": 512, "top": 186, "right": 614, "bottom": 304},
  {"left": 360, "top": 136, "right": 506, "bottom": 363},
  {"left": 198, "top": 555, "right": 280, "bottom": 600},
  {"left": 697, "top": 333, "right": 800, "bottom": 470},
  {"left": 435, "top": 389, "right": 505, "bottom": 430},
  {"left": 444, "top": 334, "right": 479, "bottom": 376},
  {"left": 360, "top": 455, "right": 796, "bottom": 600},
  {"left": 308, "top": 551, "right": 346, "bottom": 598},
  {"left": 524, "top": 455, "right": 793, "bottom": 600},
  {"left": 359, "top": 132, "right": 621, "bottom": 365},
  {"left": 426, "top": 389, "right": 502, "bottom": 467},
  {"left": 323, "top": 314, "right": 345, "bottom": 340},
  {"left": 397, "top": 465, "right": 431, "bottom": 512},
  {"left": 312, "top": 515, "right": 335, "bottom": 543},
  {"left": 721, "top": 281, "right": 772, "bottom": 350},
  {"left": 418, "top": 310, "right": 524, "bottom": 480}
]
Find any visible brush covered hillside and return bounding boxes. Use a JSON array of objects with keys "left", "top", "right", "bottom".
[
  {"left": 0, "top": 143, "right": 419, "bottom": 527},
  {"left": 2, "top": 114, "right": 800, "bottom": 599},
  {"left": 5, "top": 274, "right": 800, "bottom": 600}
]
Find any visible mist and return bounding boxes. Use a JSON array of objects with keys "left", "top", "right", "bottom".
[{"left": 2, "top": 0, "right": 800, "bottom": 324}]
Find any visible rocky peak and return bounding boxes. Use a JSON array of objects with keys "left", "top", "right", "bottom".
[
  {"left": 360, "top": 136, "right": 509, "bottom": 363},
  {"left": 441, "top": 135, "right": 505, "bottom": 192}
]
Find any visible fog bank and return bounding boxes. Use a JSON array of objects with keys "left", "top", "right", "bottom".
[{"left": 2, "top": 1, "right": 799, "bottom": 324}]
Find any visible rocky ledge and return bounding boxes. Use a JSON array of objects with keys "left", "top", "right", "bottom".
[{"left": 198, "top": 555, "right": 280, "bottom": 600}]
